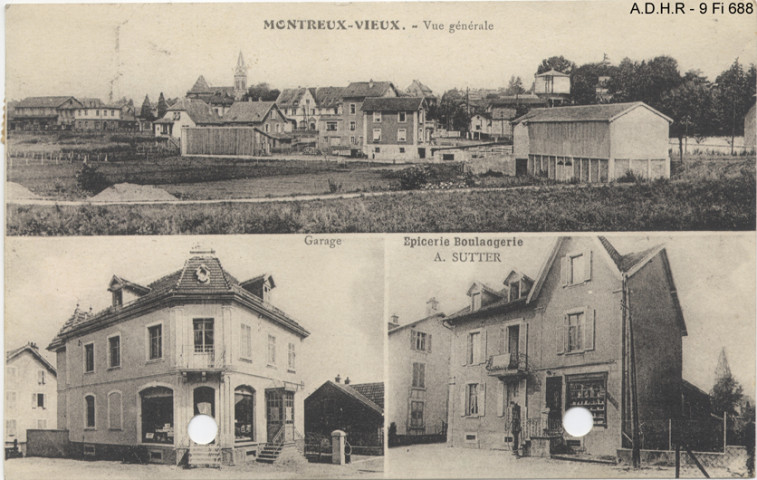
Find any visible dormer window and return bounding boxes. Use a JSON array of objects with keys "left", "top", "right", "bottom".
[
  {"left": 195, "top": 264, "right": 210, "bottom": 284},
  {"left": 263, "top": 283, "right": 271, "bottom": 302},
  {"left": 509, "top": 282, "right": 520, "bottom": 302},
  {"left": 471, "top": 292, "right": 482, "bottom": 311},
  {"left": 112, "top": 289, "right": 123, "bottom": 307}
]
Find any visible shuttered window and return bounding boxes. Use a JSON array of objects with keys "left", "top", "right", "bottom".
[
  {"left": 559, "top": 307, "right": 595, "bottom": 354},
  {"left": 412, "top": 362, "right": 425, "bottom": 389},
  {"left": 561, "top": 250, "right": 593, "bottom": 286}
]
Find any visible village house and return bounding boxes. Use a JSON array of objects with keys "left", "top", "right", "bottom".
[
  {"left": 515, "top": 102, "right": 672, "bottom": 182},
  {"left": 153, "top": 98, "right": 219, "bottom": 140},
  {"left": 11, "top": 96, "right": 83, "bottom": 130},
  {"left": 304, "top": 377, "right": 384, "bottom": 455},
  {"left": 485, "top": 95, "right": 547, "bottom": 140},
  {"left": 5, "top": 342, "right": 58, "bottom": 455},
  {"left": 533, "top": 69, "right": 571, "bottom": 107},
  {"left": 222, "top": 101, "right": 294, "bottom": 135},
  {"left": 47, "top": 246, "right": 310, "bottom": 466},
  {"left": 387, "top": 299, "right": 450, "bottom": 442},
  {"left": 361, "top": 96, "right": 430, "bottom": 162},
  {"left": 74, "top": 98, "right": 124, "bottom": 131},
  {"left": 469, "top": 113, "right": 492, "bottom": 140},
  {"left": 445, "top": 236, "right": 689, "bottom": 458},
  {"left": 405, "top": 80, "right": 437, "bottom": 107},
  {"left": 276, "top": 88, "right": 318, "bottom": 131},
  {"left": 319, "top": 80, "right": 398, "bottom": 155}
]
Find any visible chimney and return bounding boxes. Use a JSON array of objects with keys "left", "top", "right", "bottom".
[
  {"left": 390, "top": 314, "right": 399, "bottom": 326},
  {"left": 369, "top": 79, "right": 374, "bottom": 89},
  {"left": 344, "top": 377, "right": 351, "bottom": 385},
  {"left": 426, "top": 297, "right": 440, "bottom": 316},
  {"left": 335, "top": 374, "right": 341, "bottom": 383}
]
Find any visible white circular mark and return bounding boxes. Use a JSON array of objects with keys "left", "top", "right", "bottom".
[
  {"left": 563, "top": 407, "right": 593, "bottom": 437},
  {"left": 187, "top": 414, "right": 218, "bottom": 445}
]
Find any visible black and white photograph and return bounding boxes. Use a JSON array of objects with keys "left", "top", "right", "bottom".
[
  {"left": 385, "top": 233, "right": 755, "bottom": 478},
  {"left": 3, "top": 1, "right": 755, "bottom": 234},
  {"left": 4, "top": 236, "right": 385, "bottom": 478}
]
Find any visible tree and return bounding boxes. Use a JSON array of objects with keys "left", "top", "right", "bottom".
[
  {"left": 139, "top": 94, "right": 155, "bottom": 121},
  {"left": 504, "top": 76, "right": 526, "bottom": 95},
  {"left": 711, "top": 348, "right": 744, "bottom": 417},
  {"left": 713, "top": 59, "right": 757, "bottom": 149},
  {"left": 242, "top": 83, "right": 281, "bottom": 102},
  {"left": 660, "top": 73, "right": 715, "bottom": 158},
  {"left": 536, "top": 55, "right": 576, "bottom": 75},
  {"left": 156, "top": 92, "right": 168, "bottom": 120},
  {"left": 432, "top": 89, "right": 470, "bottom": 132},
  {"left": 571, "top": 62, "right": 620, "bottom": 105},
  {"left": 607, "top": 56, "right": 682, "bottom": 111}
]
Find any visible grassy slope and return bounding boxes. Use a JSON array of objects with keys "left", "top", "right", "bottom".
[{"left": 7, "top": 175, "right": 755, "bottom": 235}]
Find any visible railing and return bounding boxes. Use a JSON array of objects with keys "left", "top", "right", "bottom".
[
  {"left": 270, "top": 424, "right": 285, "bottom": 447},
  {"left": 486, "top": 352, "right": 528, "bottom": 376},
  {"left": 179, "top": 345, "right": 225, "bottom": 370}
]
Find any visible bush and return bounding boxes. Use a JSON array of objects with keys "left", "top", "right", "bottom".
[
  {"left": 398, "top": 166, "right": 429, "bottom": 190},
  {"left": 76, "top": 163, "right": 111, "bottom": 194},
  {"left": 328, "top": 178, "right": 342, "bottom": 193},
  {"left": 616, "top": 170, "right": 645, "bottom": 184}
]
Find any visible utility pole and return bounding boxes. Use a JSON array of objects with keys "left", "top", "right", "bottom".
[{"left": 622, "top": 274, "right": 641, "bottom": 468}]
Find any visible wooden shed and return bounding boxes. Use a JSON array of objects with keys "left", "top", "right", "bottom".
[{"left": 516, "top": 102, "right": 672, "bottom": 182}]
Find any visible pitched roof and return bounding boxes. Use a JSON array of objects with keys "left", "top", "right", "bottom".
[
  {"left": 7, "top": 342, "right": 57, "bottom": 375},
  {"left": 349, "top": 382, "right": 384, "bottom": 410},
  {"left": 597, "top": 236, "right": 662, "bottom": 273},
  {"left": 342, "top": 81, "right": 396, "bottom": 98},
  {"left": 536, "top": 69, "right": 571, "bottom": 77},
  {"left": 314, "top": 87, "right": 345, "bottom": 108},
  {"left": 405, "top": 79, "right": 435, "bottom": 98},
  {"left": 388, "top": 312, "right": 445, "bottom": 334},
  {"left": 188, "top": 75, "right": 211, "bottom": 93},
  {"left": 224, "top": 101, "right": 277, "bottom": 123},
  {"left": 48, "top": 253, "right": 309, "bottom": 350},
  {"left": 78, "top": 98, "right": 105, "bottom": 108},
  {"left": 362, "top": 97, "right": 425, "bottom": 112},
  {"left": 16, "top": 96, "right": 77, "bottom": 108},
  {"left": 166, "top": 98, "right": 219, "bottom": 124},
  {"left": 517, "top": 102, "right": 673, "bottom": 124},
  {"left": 324, "top": 381, "right": 383, "bottom": 415},
  {"left": 488, "top": 95, "right": 547, "bottom": 108},
  {"left": 276, "top": 88, "right": 310, "bottom": 107}
]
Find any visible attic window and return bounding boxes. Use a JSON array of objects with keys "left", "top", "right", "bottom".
[
  {"left": 113, "top": 289, "right": 123, "bottom": 307},
  {"left": 509, "top": 282, "right": 520, "bottom": 302},
  {"left": 195, "top": 265, "right": 210, "bottom": 284},
  {"left": 263, "top": 283, "right": 271, "bottom": 302},
  {"left": 471, "top": 292, "right": 482, "bottom": 311}
]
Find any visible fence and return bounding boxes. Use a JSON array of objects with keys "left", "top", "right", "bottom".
[
  {"left": 6, "top": 144, "right": 179, "bottom": 167},
  {"left": 26, "top": 430, "right": 74, "bottom": 458},
  {"left": 631, "top": 416, "right": 726, "bottom": 453}
]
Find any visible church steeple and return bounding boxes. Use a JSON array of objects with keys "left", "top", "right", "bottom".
[{"left": 234, "top": 51, "right": 247, "bottom": 100}]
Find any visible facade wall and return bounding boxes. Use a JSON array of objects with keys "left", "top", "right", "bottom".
[
  {"left": 5, "top": 352, "right": 58, "bottom": 447},
  {"left": 513, "top": 123, "right": 529, "bottom": 159},
  {"left": 528, "top": 121, "right": 611, "bottom": 158},
  {"left": 182, "top": 127, "right": 273, "bottom": 157},
  {"left": 534, "top": 75, "right": 571, "bottom": 96},
  {"left": 627, "top": 254, "right": 683, "bottom": 422},
  {"left": 388, "top": 318, "right": 451, "bottom": 436},
  {"left": 154, "top": 111, "right": 196, "bottom": 140},
  {"left": 610, "top": 108, "right": 670, "bottom": 160},
  {"left": 362, "top": 109, "right": 426, "bottom": 161}
]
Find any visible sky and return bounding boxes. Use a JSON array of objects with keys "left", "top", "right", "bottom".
[
  {"left": 386, "top": 233, "right": 756, "bottom": 397},
  {"left": 4, "top": 235, "right": 385, "bottom": 396},
  {"left": 4, "top": 1, "right": 757, "bottom": 103}
]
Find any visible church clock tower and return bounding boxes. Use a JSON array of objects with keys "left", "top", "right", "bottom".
[{"left": 234, "top": 51, "right": 248, "bottom": 100}]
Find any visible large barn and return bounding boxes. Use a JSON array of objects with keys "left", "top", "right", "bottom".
[{"left": 515, "top": 102, "right": 672, "bottom": 182}]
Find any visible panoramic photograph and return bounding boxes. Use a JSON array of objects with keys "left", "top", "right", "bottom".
[
  {"left": 4, "top": 236, "right": 385, "bottom": 478},
  {"left": 385, "top": 233, "right": 755, "bottom": 478},
  {"left": 3, "top": 2, "right": 756, "bottom": 234}
]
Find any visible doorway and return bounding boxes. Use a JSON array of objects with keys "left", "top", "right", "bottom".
[{"left": 545, "top": 376, "right": 563, "bottom": 431}]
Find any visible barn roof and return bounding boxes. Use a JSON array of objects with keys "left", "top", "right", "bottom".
[
  {"left": 516, "top": 102, "right": 673, "bottom": 124},
  {"left": 388, "top": 312, "right": 445, "bottom": 334},
  {"left": 350, "top": 382, "right": 385, "bottom": 410},
  {"left": 16, "top": 96, "right": 78, "bottom": 108},
  {"left": 276, "top": 88, "right": 310, "bottom": 107},
  {"left": 343, "top": 81, "right": 396, "bottom": 98},
  {"left": 224, "top": 101, "right": 278, "bottom": 123},
  {"left": 362, "top": 97, "right": 425, "bottom": 112},
  {"left": 166, "top": 98, "right": 220, "bottom": 124},
  {"left": 311, "top": 381, "right": 384, "bottom": 415},
  {"left": 48, "top": 251, "right": 309, "bottom": 350},
  {"left": 314, "top": 87, "right": 345, "bottom": 108}
]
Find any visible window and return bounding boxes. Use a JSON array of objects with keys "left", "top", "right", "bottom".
[
  {"left": 265, "top": 124, "right": 270, "bottom": 133},
  {"left": 6, "top": 392, "right": 16, "bottom": 411},
  {"left": 172, "top": 112, "right": 181, "bottom": 121},
  {"left": 471, "top": 292, "right": 482, "bottom": 311},
  {"left": 276, "top": 123, "right": 281, "bottom": 133},
  {"left": 466, "top": 383, "right": 479, "bottom": 416},
  {"left": 6, "top": 420, "right": 16, "bottom": 437},
  {"left": 140, "top": 387, "right": 173, "bottom": 444},
  {"left": 349, "top": 121, "right": 356, "bottom": 131},
  {"left": 193, "top": 318, "right": 214, "bottom": 353},
  {"left": 509, "top": 282, "right": 520, "bottom": 301},
  {"left": 84, "top": 343, "right": 94, "bottom": 373},
  {"left": 561, "top": 308, "right": 595, "bottom": 354},
  {"left": 566, "top": 374, "right": 607, "bottom": 426},
  {"left": 411, "top": 330, "right": 431, "bottom": 352},
  {"left": 412, "top": 362, "right": 425, "bottom": 388},
  {"left": 399, "top": 112, "right": 407, "bottom": 122},
  {"left": 326, "top": 121, "right": 337, "bottom": 131},
  {"left": 235, "top": 386, "right": 255, "bottom": 442},
  {"left": 466, "top": 331, "right": 482, "bottom": 365},
  {"left": 397, "top": 128, "right": 407, "bottom": 142},
  {"left": 113, "top": 289, "right": 123, "bottom": 307},
  {"left": 349, "top": 103, "right": 356, "bottom": 115},
  {"left": 268, "top": 335, "right": 276, "bottom": 365},
  {"left": 288, "top": 343, "right": 296, "bottom": 371},
  {"left": 419, "top": 111, "right": 424, "bottom": 123},
  {"left": 33, "top": 393, "right": 45, "bottom": 409},
  {"left": 374, "top": 147, "right": 381, "bottom": 153},
  {"left": 240, "top": 324, "right": 252, "bottom": 359},
  {"left": 96, "top": 110, "right": 100, "bottom": 116},
  {"left": 85, "top": 395, "right": 96, "bottom": 428},
  {"left": 372, "top": 128, "right": 381, "bottom": 142},
  {"left": 350, "top": 136, "right": 356, "bottom": 145},
  {"left": 108, "top": 335, "right": 121, "bottom": 368},
  {"left": 108, "top": 391, "right": 122, "bottom": 430},
  {"left": 38, "top": 370, "right": 45, "bottom": 385},
  {"left": 563, "top": 250, "right": 592, "bottom": 286},
  {"left": 148, "top": 324, "right": 163, "bottom": 360},
  {"left": 410, "top": 401, "right": 424, "bottom": 428},
  {"left": 37, "top": 419, "right": 47, "bottom": 429},
  {"left": 399, "top": 147, "right": 405, "bottom": 153},
  {"left": 373, "top": 112, "right": 382, "bottom": 123}
]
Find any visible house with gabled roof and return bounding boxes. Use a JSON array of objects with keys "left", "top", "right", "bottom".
[
  {"left": 446, "top": 236, "right": 689, "bottom": 459},
  {"left": 11, "top": 96, "right": 83, "bottom": 130},
  {"left": 276, "top": 88, "right": 317, "bottom": 130},
  {"left": 5, "top": 342, "right": 57, "bottom": 454},
  {"left": 514, "top": 102, "right": 672, "bottom": 182},
  {"left": 47, "top": 246, "right": 309, "bottom": 466},
  {"left": 405, "top": 80, "right": 437, "bottom": 106},
  {"left": 305, "top": 377, "right": 384, "bottom": 455},
  {"left": 533, "top": 69, "right": 571, "bottom": 106},
  {"left": 153, "top": 98, "right": 219, "bottom": 140},
  {"left": 388, "top": 298, "right": 450, "bottom": 442},
  {"left": 221, "top": 101, "right": 294, "bottom": 135},
  {"left": 361, "top": 96, "right": 430, "bottom": 162}
]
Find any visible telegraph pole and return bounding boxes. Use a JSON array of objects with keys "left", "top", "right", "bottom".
[{"left": 622, "top": 274, "right": 641, "bottom": 468}]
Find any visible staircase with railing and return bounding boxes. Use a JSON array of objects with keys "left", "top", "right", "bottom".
[
  {"left": 257, "top": 425, "right": 285, "bottom": 464},
  {"left": 188, "top": 442, "right": 222, "bottom": 468}
]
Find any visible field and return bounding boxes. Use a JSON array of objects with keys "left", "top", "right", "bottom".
[{"left": 7, "top": 171, "right": 754, "bottom": 234}]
